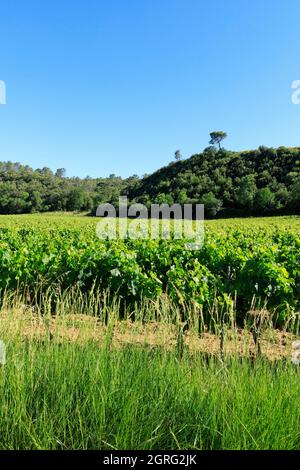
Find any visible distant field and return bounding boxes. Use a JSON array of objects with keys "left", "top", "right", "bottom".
[{"left": 0, "top": 211, "right": 299, "bottom": 232}]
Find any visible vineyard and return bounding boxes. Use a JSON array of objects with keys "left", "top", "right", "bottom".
[
  {"left": 0, "top": 213, "right": 299, "bottom": 327},
  {"left": 0, "top": 213, "right": 299, "bottom": 450}
]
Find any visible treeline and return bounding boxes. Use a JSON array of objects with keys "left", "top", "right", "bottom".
[
  {"left": 128, "top": 146, "right": 300, "bottom": 217},
  {"left": 0, "top": 145, "right": 300, "bottom": 216},
  {"left": 0, "top": 162, "right": 138, "bottom": 214}
]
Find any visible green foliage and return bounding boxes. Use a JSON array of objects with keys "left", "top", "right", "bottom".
[
  {"left": 0, "top": 162, "right": 138, "bottom": 214},
  {"left": 209, "top": 130, "right": 228, "bottom": 149},
  {"left": 0, "top": 146, "right": 300, "bottom": 217},
  {"left": 290, "top": 178, "right": 300, "bottom": 208},
  {"left": 0, "top": 214, "right": 298, "bottom": 325},
  {"left": 129, "top": 146, "right": 300, "bottom": 217},
  {"left": 200, "top": 192, "right": 222, "bottom": 216},
  {"left": 255, "top": 187, "right": 276, "bottom": 211},
  {"left": 174, "top": 149, "right": 182, "bottom": 161},
  {"left": 235, "top": 175, "right": 257, "bottom": 209}
]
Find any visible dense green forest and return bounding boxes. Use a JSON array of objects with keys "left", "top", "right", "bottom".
[
  {"left": 0, "top": 162, "right": 139, "bottom": 213},
  {"left": 0, "top": 145, "right": 300, "bottom": 216},
  {"left": 128, "top": 145, "right": 300, "bottom": 217}
]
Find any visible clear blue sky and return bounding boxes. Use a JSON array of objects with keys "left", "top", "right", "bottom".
[{"left": 0, "top": 0, "right": 300, "bottom": 178}]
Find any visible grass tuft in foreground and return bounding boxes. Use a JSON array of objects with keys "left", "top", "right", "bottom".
[{"left": 0, "top": 294, "right": 299, "bottom": 450}]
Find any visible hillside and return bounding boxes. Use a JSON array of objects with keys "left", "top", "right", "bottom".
[
  {"left": 0, "top": 146, "right": 300, "bottom": 216},
  {"left": 0, "top": 162, "right": 138, "bottom": 214},
  {"left": 127, "top": 146, "right": 300, "bottom": 217}
]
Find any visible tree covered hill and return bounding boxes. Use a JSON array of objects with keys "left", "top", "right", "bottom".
[
  {"left": 0, "top": 162, "right": 139, "bottom": 214},
  {"left": 127, "top": 146, "right": 300, "bottom": 217},
  {"left": 0, "top": 145, "right": 300, "bottom": 216}
]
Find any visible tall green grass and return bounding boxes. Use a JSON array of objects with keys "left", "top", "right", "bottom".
[{"left": 0, "top": 297, "right": 299, "bottom": 450}]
